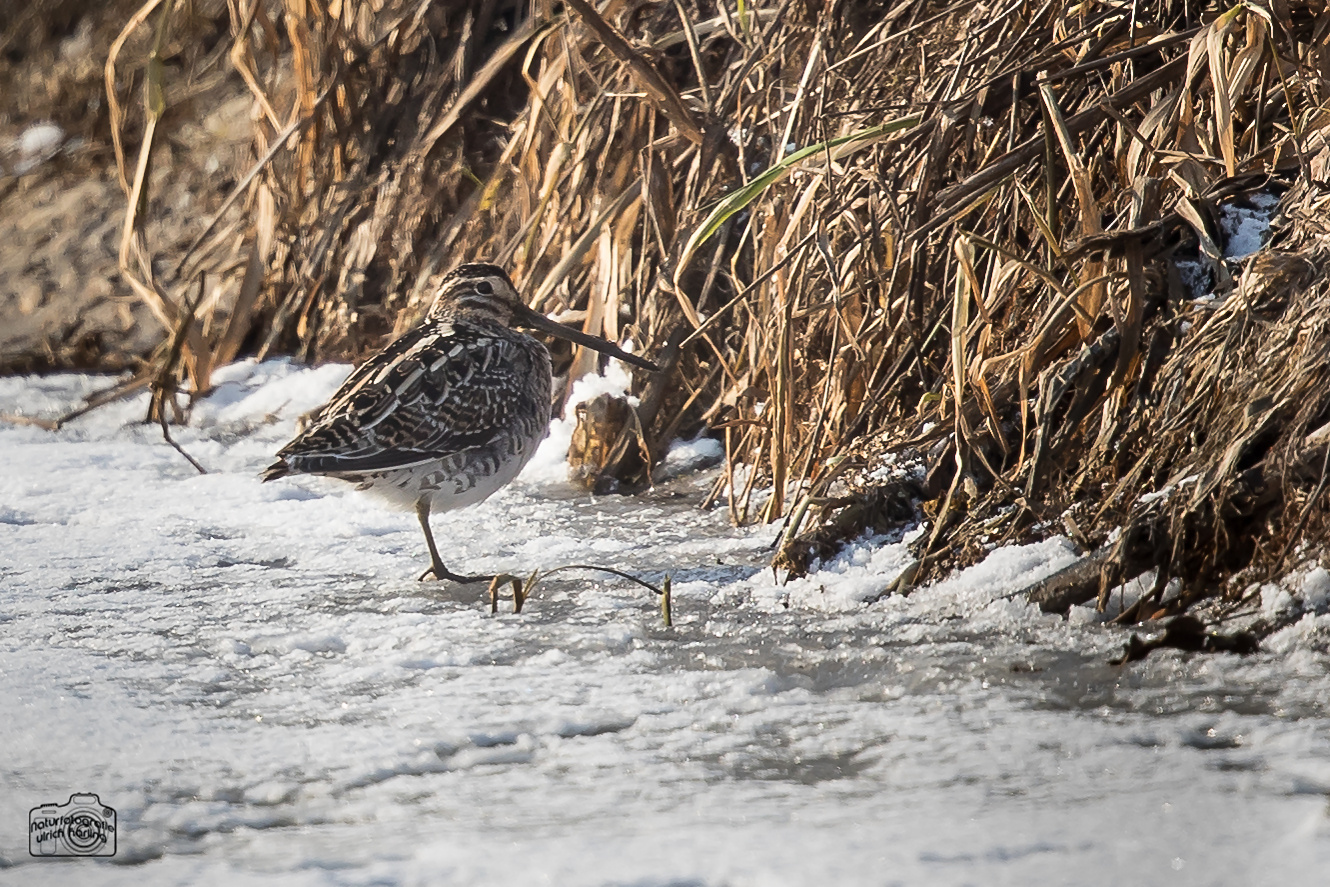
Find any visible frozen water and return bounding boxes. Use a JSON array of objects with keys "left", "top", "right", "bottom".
[{"left": 3, "top": 361, "right": 1330, "bottom": 885}]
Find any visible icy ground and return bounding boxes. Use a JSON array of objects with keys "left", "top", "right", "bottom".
[{"left": 4, "top": 361, "right": 1330, "bottom": 886}]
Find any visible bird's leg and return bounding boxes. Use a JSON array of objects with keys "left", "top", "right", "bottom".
[{"left": 415, "top": 498, "right": 493, "bottom": 584}]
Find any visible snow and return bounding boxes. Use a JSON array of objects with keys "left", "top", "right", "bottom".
[
  {"left": 656, "top": 435, "right": 724, "bottom": 480},
  {"left": 865, "top": 449, "right": 925, "bottom": 483},
  {"left": 1177, "top": 190, "right": 1280, "bottom": 302},
  {"left": 1302, "top": 567, "right": 1330, "bottom": 613},
  {"left": 1222, "top": 191, "right": 1280, "bottom": 261},
  {"left": 1177, "top": 257, "right": 1211, "bottom": 302},
  {"left": 519, "top": 358, "right": 637, "bottom": 486},
  {"left": 4, "top": 361, "right": 1330, "bottom": 884},
  {"left": 5, "top": 122, "right": 65, "bottom": 175}
]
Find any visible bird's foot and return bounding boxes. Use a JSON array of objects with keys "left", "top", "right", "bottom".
[{"left": 419, "top": 563, "right": 494, "bottom": 584}]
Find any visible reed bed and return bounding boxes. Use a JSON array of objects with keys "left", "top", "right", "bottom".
[{"left": 94, "top": 0, "right": 1330, "bottom": 618}]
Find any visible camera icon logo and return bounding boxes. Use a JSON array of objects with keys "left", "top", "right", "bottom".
[{"left": 29, "top": 793, "right": 117, "bottom": 857}]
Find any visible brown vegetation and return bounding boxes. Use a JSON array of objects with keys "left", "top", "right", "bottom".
[{"left": 11, "top": 0, "right": 1330, "bottom": 620}]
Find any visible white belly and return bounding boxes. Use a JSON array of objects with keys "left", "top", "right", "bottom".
[{"left": 348, "top": 424, "right": 547, "bottom": 513}]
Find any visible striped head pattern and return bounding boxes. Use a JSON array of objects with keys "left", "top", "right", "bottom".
[{"left": 427, "top": 263, "right": 523, "bottom": 325}]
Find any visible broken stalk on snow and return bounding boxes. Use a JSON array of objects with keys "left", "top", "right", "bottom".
[
  {"left": 488, "top": 564, "right": 673, "bottom": 625},
  {"left": 487, "top": 573, "right": 531, "bottom": 615},
  {"left": 148, "top": 274, "right": 207, "bottom": 475}
]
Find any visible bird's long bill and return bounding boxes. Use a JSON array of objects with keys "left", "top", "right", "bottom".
[{"left": 517, "top": 304, "right": 661, "bottom": 372}]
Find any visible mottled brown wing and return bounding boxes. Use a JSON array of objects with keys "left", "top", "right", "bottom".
[{"left": 270, "top": 321, "right": 549, "bottom": 477}]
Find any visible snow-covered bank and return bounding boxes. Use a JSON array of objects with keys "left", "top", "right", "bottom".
[{"left": 3, "top": 361, "right": 1330, "bottom": 885}]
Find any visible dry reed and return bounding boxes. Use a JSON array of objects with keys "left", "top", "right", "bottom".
[{"left": 94, "top": 0, "right": 1330, "bottom": 620}]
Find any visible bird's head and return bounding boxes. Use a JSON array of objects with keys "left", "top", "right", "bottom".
[
  {"left": 426, "top": 262, "right": 661, "bottom": 372},
  {"left": 427, "top": 263, "right": 524, "bottom": 324}
]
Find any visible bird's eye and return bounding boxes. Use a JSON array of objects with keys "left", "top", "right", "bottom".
[{"left": 475, "top": 280, "right": 494, "bottom": 295}]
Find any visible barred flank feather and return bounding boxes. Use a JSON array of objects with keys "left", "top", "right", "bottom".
[{"left": 264, "top": 265, "right": 550, "bottom": 499}]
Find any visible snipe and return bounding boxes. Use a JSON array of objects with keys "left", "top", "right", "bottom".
[{"left": 262, "top": 263, "right": 658, "bottom": 582}]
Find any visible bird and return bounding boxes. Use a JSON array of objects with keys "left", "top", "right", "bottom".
[{"left": 262, "top": 263, "right": 659, "bottom": 583}]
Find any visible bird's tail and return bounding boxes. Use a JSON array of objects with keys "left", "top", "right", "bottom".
[{"left": 260, "top": 459, "right": 291, "bottom": 482}]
